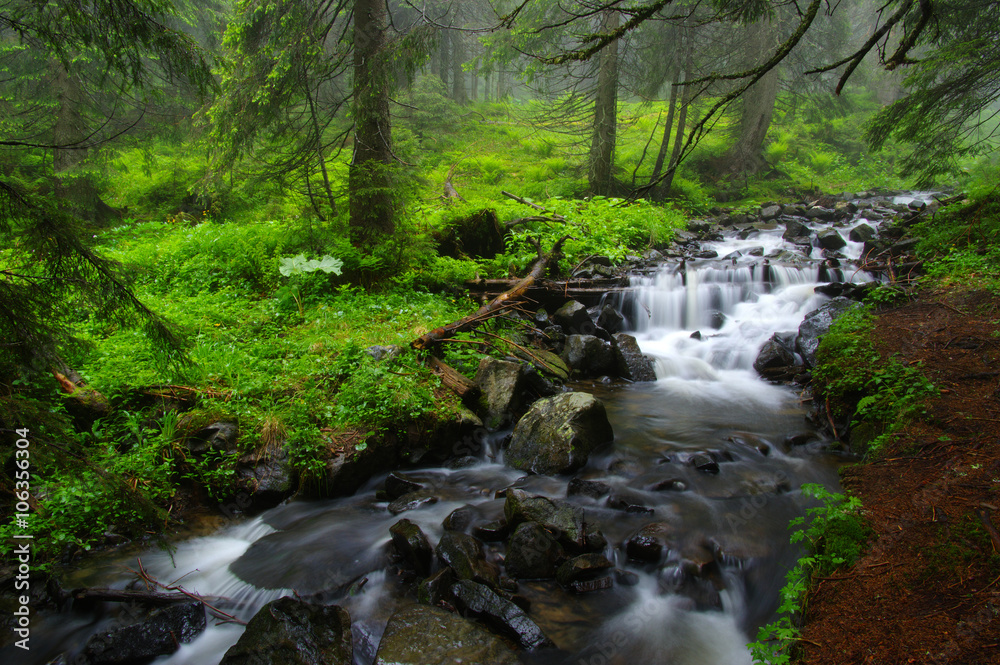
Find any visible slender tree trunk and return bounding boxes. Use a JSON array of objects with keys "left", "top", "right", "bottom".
[
  {"left": 438, "top": 28, "right": 450, "bottom": 89},
  {"left": 471, "top": 60, "right": 479, "bottom": 102},
  {"left": 350, "top": 0, "right": 394, "bottom": 241},
  {"left": 303, "top": 66, "right": 336, "bottom": 217},
  {"left": 650, "top": 62, "right": 680, "bottom": 183},
  {"left": 452, "top": 30, "right": 467, "bottom": 104},
  {"left": 724, "top": 20, "right": 780, "bottom": 176},
  {"left": 656, "top": 26, "right": 693, "bottom": 200},
  {"left": 588, "top": 10, "right": 620, "bottom": 196}
]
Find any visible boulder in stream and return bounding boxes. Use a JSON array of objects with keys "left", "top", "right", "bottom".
[
  {"left": 449, "top": 580, "right": 555, "bottom": 650},
  {"left": 561, "top": 334, "right": 616, "bottom": 376},
  {"left": 389, "top": 518, "right": 433, "bottom": 576},
  {"left": 436, "top": 531, "right": 500, "bottom": 588},
  {"left": 505, "top": 392, "right": 614, "bottom": 475},
  {"left": 219, "top": 597, "right": 352, "bottom": 665},
  {"left": 504, "top": 521, "right": 565, "bottom": 579},
  {"left": 613, "top": 333, "right": 657, "bottom": 382},
  {"left": 374, "top": 603, "right": 520, "bottom": 665},
  {"left": 81, "top": 601, "right": 206, "bottom": 665}
]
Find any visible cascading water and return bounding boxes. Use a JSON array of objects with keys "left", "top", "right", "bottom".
[{"left": 8, "top": 194, "right": 933, "bottom": 665}]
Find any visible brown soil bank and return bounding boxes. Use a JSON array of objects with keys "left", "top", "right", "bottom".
[{"left": 799, "top": 288, "right": 1000, "bottom": 664}]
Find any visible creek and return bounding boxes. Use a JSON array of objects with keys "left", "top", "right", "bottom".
[{"left": 11, "top": 193, "right": 934, "bottom": 665}]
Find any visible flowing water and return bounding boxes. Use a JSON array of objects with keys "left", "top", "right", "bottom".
[{"left": 11, "top": 195, "right": 933, "bottom": 665}]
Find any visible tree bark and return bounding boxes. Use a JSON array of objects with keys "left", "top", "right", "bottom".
[
  {"left": 51, "top": 60, "right": 87, "bottom": 172},
  {"left": 723, "top": 20, "right": 780, "bottom": 176},
  {"left": 588, "top": 10, "right": 620, "bottom": 196},
  {"left": 650, "top": 61, "right": 680, "bottom": 182},
  {"left": 656, "top": 25, "right": 693, "bottom": 199},
  {"left": 350, "top": 0, "right": 395, "bottom": 242}
]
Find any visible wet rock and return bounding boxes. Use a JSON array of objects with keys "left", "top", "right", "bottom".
[
  {"left": 625, "top": 522, "right": 678, "bottom": 563},
  {"left": 613, "top": 333, "right": 657, "bottom": 382},
  {"left": 567, "top": 477, "right": 612, "bottom": 499},
  {"left": 374, "top": 603, "right": 519, "bottom": 665},
  {"left": 475, "top": 358, "right": 528, "bottom": 428},
  {"left": 889, "top": 237, "right": 920, "bottom": 257},
  {"left": 553, "top": 300, "right": 593, "bottom": 334},
  {"left": 506, "top": 392, "right": 614, "bottom": 476},
  {"left": 596, "top": 305, "right": 625, "bottom": 334},
  {"left": 689, "top": 453, "right": 720, "bottom": 474},
  {"left": 806, "top": 206, "right": 837, "bottom": 221},
  {"left": 728, "top": 433, "right": 772, "bottom": 456},
  {"left": 503, "top": 522, "right": 564, "bottom": 579},
  {"left": 606, "top": 492, "right": 654, "bottom": 514},
  {"left": 561, "top": 334, "right": 616, "bottom": 376},
  {"left": 387, "top": 491, "right": 439, "bottom": 515},
  {"left": 504, "top": 489, "right": 587, "bottom": 549},
  {"left": 442, "top": 505, "right": 477, "bottom": 532},
  {"left": 220, "top": 597, "right": 351, "bottom": 665},
  {"left": 389, "top": 518, "right": 432, "bottom": 576},
  {"left": 849, "top": 223, "right": 876, "bottom": 243},
  {"left": 534, "top": 307, "right": 550, "bottom": 327},
  {"left": 417, "top": 566, "right": 457, "bottom": 606},
  {"left": 449, "top": 580, "right": 554, "bottom": 650},
  {"left": 796, "top": 297, "right": 861, "bottom": 368},
  {"left": 472, "top": 519, "right": 509, "bottom": 542},
  {"left": 691, "top": 249, "right": 719, "bottom": 259},
  {"left": 384, "top": 472, "right": 426, "bottom": 501},
  {"left": 81, "top": 601, "right": 206, "bottom": 665},
  {"left": 645, "top": 477, "right": 688, "bottom": 492},
  {"left": 436, "top": 531, "right": 499, "bottom": 588},
  {"left": 760, "top": 204, "right": 782, "bottom": 220},
  {"left": 817, "top": 228, "right": 847, "bottom": 251},
  {"left": 753, "top": 333, "right": 798, "bottom": 376},
  {"left": 782, "top": 220, "right": 811, "bottom": 240},
  {"left": 555, "top": 554, "right": 614, "bottom": 588},
  {"left": 235, "top": 447, "right": 297, "bottom": 513}
]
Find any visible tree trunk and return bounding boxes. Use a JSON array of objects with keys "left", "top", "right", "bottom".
[
  {"left": 437, "top": 28, "right": 450, "bottom": 89},
  {"left": 303, "top": 65, "right": 336, "bottom": 218},
  {"left": 588, "top": 10, "right": 620, "bottom": 196},
  {"left": 350, "top": 0, "right": 395, "bottom": 241},
  {"left": 650, "top": 62, "right": 680, "bottom": 182},
  {"left": 656, "top": 26, "right": 693, "bottom": 200},
  {"left": 723, "top": 21, "right": 780, "bottom": 176},
  {"left": 452, "top": 30, "right": 467, "bottom": 104},
  {"left": 51, "top": 60, "right": 87, "bottom": 172}
]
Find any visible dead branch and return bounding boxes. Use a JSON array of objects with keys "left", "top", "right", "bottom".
[
  {"left": 411, "top": 235, "right": 573, "bottom": 350},
  {"left": 443, "top": 163, "right": 466, "bottom": 202},
  {"left": 427, "top": 356, "right": 480, "bottom": 402}
]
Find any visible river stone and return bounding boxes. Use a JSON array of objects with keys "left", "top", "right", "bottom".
[
  {"left": 625, "top": 522, "right": 679, "bottom": 563},
  {"left": 553, "top": 299, "right": 593, "bottom": 334},
  {"left": 387, "top": 491, "right": 438, "bottom": 515},
  {"left": 555, "top": 553, "right": 614, "bottom": 588},
  {"left": 796, "top": 297, "right": 861, "bottom": 368},
  {"left": 505, "top": 521, "right": 565, "bottom": 579},
  {"left": 561, "top": 334, "right": 616, "bottom": 376},
  {"left": 504, "top": 489, "right": 587, "bottom": 549},
  {"left": 449, "top": 580, "right": 554, "bottom": 650},
  {"left": 506, "top": 392, "right": 614, "bottom": 475},
  {"left": 475, "top": 357, "right": 527, "bottom": 428},
  {"left": 760, "top": 204, "right": 782, "bottom": 220},
  {"left": 81, "top": 601, "right": 206, "bottom": 665},
  {"left": 220, "top": 597, "right": 351, "bottom": 665},
  {"left": 384, "top": 472, "right": 426, "bottom": 501},
  {"left": 235, "top": 447, "right": 297, "bottom": 513},
  {"left": 374, "top": 603, "right": 519, "bottom": 665},
  {"left": 436, "top": 531, "right": 499, "bottom": 588},
  {"left": 753, "top": 332, "right": 798, "bottom": 375},
  {"left": 613, "top": 333, "right": 657, "bottom": 382},
  {"left": 849, "top": 223, "right": 876, "bottom": 243},
  {"left": 782, "top": 220, "right": 811, "bottom": 240},
  {"left": 389, "top": 518, "right": 432, "bottom": 576},
  {"left": 817, "top": 228, "right": 847, "bottom": 251},
  {"left": 596, "top": 304, "right": 625, "bottom": 333},
  {"left": 567, "top": 477, "right": 612, "bottom": 499},
  {"left": 442, "top": 505, "right": 477, "bottom": 532}
]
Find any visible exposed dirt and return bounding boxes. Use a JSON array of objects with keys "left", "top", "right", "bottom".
[{"left": 799, "top": 289, "right": 1000, "bottom": 664}]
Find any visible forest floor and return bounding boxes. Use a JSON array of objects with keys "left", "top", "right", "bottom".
[{"left": 799, "top": 287, "right": 1000, "bottom": 664}]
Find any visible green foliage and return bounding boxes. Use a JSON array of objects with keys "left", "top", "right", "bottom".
[
  {"left": 749, "top": 484, "right": 869, "bottom": 664},
  {"left": 911, "top": 185, "right": 1000, "bottom": 292},
  {"left": 812, "top": 306, "right": 938, "bottom": 455}
]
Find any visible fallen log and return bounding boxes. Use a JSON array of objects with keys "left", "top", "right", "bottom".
[
  {"left": 427, "top": 355, "right": 480, "bottom": 402},
  {"left": 69, "top": 587, "right": 214, "bottom": 607},
  {"left": 411, "top": 235, "right": 572, "bottom": 351}
]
